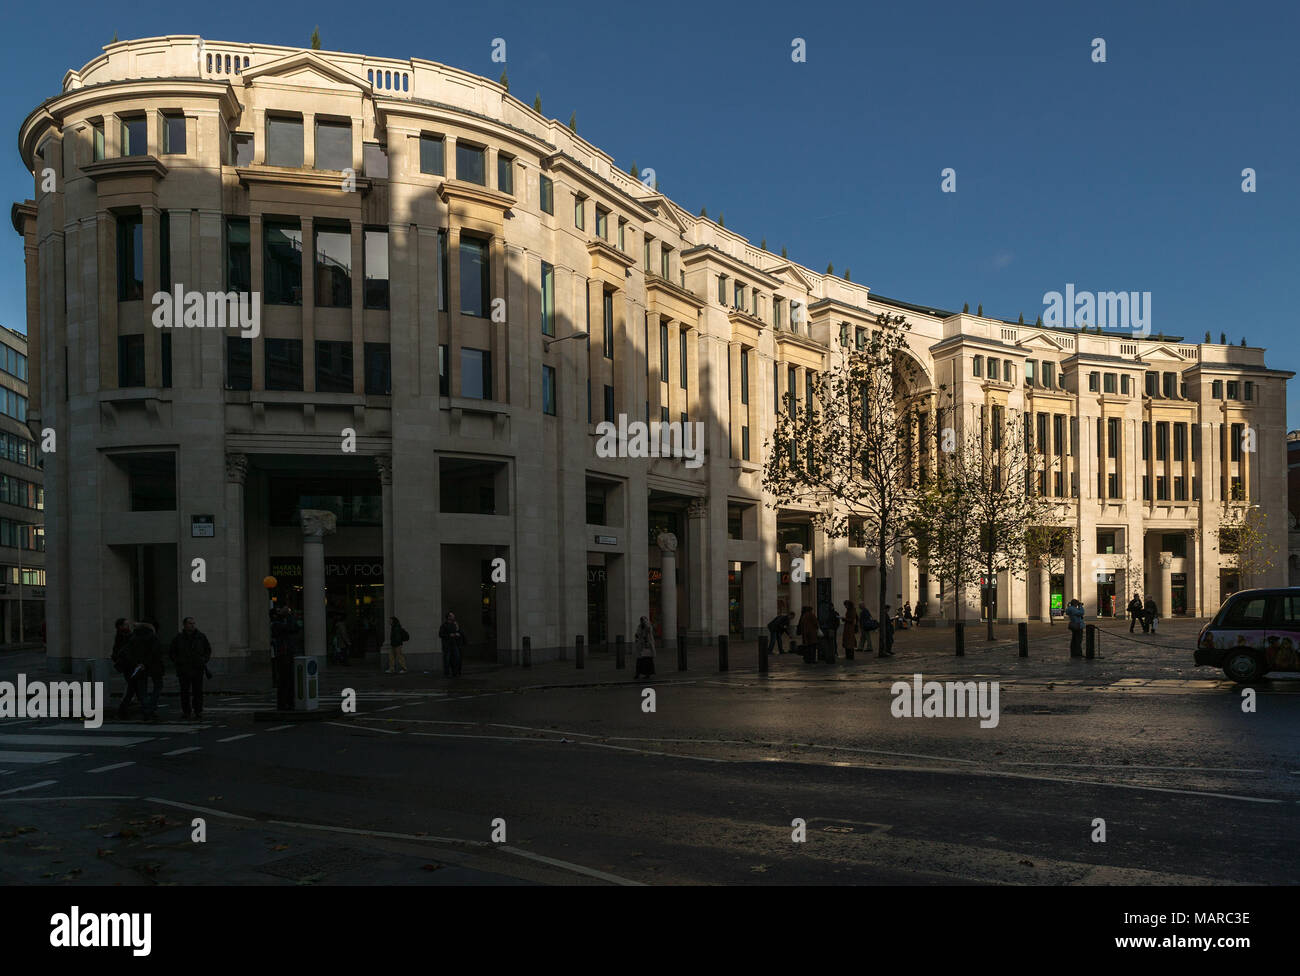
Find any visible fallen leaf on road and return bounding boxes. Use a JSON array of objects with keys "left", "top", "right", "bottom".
[{"left": 420, "top": 863, "right": 442, "bottom": 871}]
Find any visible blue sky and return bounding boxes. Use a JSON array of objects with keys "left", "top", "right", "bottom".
[{"left": 3, "top": 0, "right": 1297, "bottom": 422}]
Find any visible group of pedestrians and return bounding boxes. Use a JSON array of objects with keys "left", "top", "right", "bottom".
[
  {"left": 111, "top": 616, "right": 213, "bottom": 721},
  {"left": 1126, "top": 593, "right": 1162, "bottom": 633},
  {"left": 765, "top": 600, "right": 894, "bottom": 663}
]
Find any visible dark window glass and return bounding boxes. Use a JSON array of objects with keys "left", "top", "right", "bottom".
[
  {"left": 230, "top": 132, "right": 253, "bottom": 166},
  {"left": 226, "top": 337, "right": 252, "bottom": 390},
  {"left": 315, "top": 119, "right": 351, "bottom": 169},
  {"left": 263, "top": 220, "right": 303, "bottom": 305},
  {"left": 420, "top": 135, "right": 445, "bottom": 176},
  {"left": 604, "top": 384, "right": 615, "bottom": 422},
  {"left": 161, "top": 333, "right": 171, "bottom": 388},
  {"left": 457, "top": 143, "right": 486, "bottom": 185},
  {"left": 159, "top": 210, "right": 171, "bottom": 292},
  {"left": 1231, "top": 423, "right": 1243, "bottom": 462},
  {"left": 1174, "top": 423, "right": 1187, "bottom": 461},
  {"left": 498, "top": 154, "right": 514, "bottom": 194},
  {"left": 1103, "top": 372, "right": 1116, "bottom": 393},
  {"left": 680, "top": 331, "right": 688, "bottom": 388},
  {"left": 226, "top": 218, "right": 250, "bottom": 292},
  {"left": 116, "top": 213, "right": 144, "bottom": 301},
  {"left": 1225, "top": 597, "right": 1268, "bottom": 627},
  {"left": 1107, "top": 417, "right": 1119, "bottom": 458},
  {"left": 266, "top": 116, "right": 304, "bottom": 167},
  {"left": 460, "top": 347, "right": 492, "bottom": 400},
  {"left": 92, "top": 121, "right": 105, "bottom": 161},
  {"left": 1212, "top": 380, "right": 1223, "bottom": 399},
  {"left": 541, "top": 262, "right": 555, "bottom": 336},
  {"left": 542, "top": 365, "right": 556, "bottom": 416},
  {"left": 265, "top": 338, "right": 304, "bottom": 391},
  {"left": 459, "top": 237, "right": 489, "bottom": 316},
  {"left": 364, "top": 343, "right": 391, "bottom": 395},
  {"left": 660, "top": 323, "right": 669, "bottom": 375},
  {"left": 439, "top": 458, "right": 501, "bottom": 515},
  {"left": 162, "top": 114, "right": 186, "bottom": 154},
  {"left": 363, "top": 229, "right": 389, "bottom": 309},
  {"left": 740, "top": 350, "right": 749, "bottom": 405},
  {"left": 125, "top": 453, "right": 176, "bottom": 511},
  {"left": 117, "top": 335, "right": 145, "bottom": 387},
  {"left": 363, "top": 143, "right": 388, "bottom": 178},
  {"left": 1156, "top": 422, "right": 1169, "bottom": 461},
  {"left": 438, "top": 344, "right": 449, "bottom": 396},
  {"left": 314, "top": 224, "right": 352, "bottom": 307},
  {"left": 121, "top": 117, "right": 146, "bottom": 156},
  {"left": 540, "top": 175, "right": 554, "bottom": 214},
  {"left": 602, "top": 290, "right": 613, "bottom": 359},
  {"left": 1145, "top": 371, "right": 1158, "bottom": 396},
  {"left": 315, "top": 340, "right": 353, "bottom": 393},
  {"left": 437, "top": 230, "right": 448, "bottom": 312}
]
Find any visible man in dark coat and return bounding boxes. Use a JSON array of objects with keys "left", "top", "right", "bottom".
[
  {"left": 1127, "top": 593, "right": 1144, "bottom": 633},
  {"left": 111, "top": 618, "right": 139, "bottom": 718},
  {"left": 169, "top": 617, "right": 213, "bottom": 720},
  {"left": 766, "top": 612, "right": 793, "bottom": 655},
  {"left": 271, "top": 608, "right": 298, "bottom": 710},
  {"left": 123, "top": 619, "right": 165, "bottom": 721}
]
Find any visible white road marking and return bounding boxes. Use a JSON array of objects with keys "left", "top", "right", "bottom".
[
  {"left": 0, "top": 734, "right": 152, "bottom": 747},
  {"left": 326, "top": 721, "right": 398, "bottom": 734},
  {"left": 264, "top": 725, "right": 294, "bottom": 732},
  {"left": 217, "top": 734, "right": 255, "bottom": 743},
  {"left": 88, "top": 761, "right": 134, "bottom": 774},
  {"left": 0, "top": 780, "right": 57, "bottom": 795},
  {"left": 0, "top": 751, "right": 78, "bottom": 765},
  {"left": 377, "top": 705, "right": 402, "bottom": 711},
  {"left": 163, "top": 746, "right": 202, "bottom": 756},
  {"left": 144, "top": 797, "right": 254, "bottom": 821},
  {"left": 499, "top": 845, "right": 642, "bottom": 886},
  {"left": 43, "top": 722, "right": 200, "bottom": 734}
]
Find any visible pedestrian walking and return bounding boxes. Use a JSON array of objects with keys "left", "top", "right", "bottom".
[
  {"left": 169, "top": 617, "right": 212, "bottom": 720},
  {"left": 1066, "top": 598, "right": 1085, "bottom": 655},
  {"left": 633, "top": 615, "right": 656, "bottom": 678},
  {"left": 858, "top": 604, "right": 878, "bottom": 654},
  {"left": 903, "top": 601, "right": 913, "bottom": 629},
  {"left": 437, "top": 612, "right": 463, "bottom": 677},
  {"left": 841, "top": 600, "right": 858, "bottom": 658},
  {"left": 914, "top": 601, "right": 927, "bottom": 625},
  {"left": 271, "top": 608, "right": 298, "bottom": 710},
  {"left": 766, "top": 611, "right": 793, "bottom": 655},
  {"left": 124, "top": 618, "right": 165, "bottom": 722},
  {"left": 880, "top": 605, "right": 895, "bottom": 657},
  {"left": 1127, "top": 593, "right": 1144, "bottom": 633},
  {"left": 110, "top": 618, "right": 140, "bottom": 719},
  {"left": 818, "top": 600, "right": 840, "bottom": 663},
  {"left": 798, "top": 605, "right": 820, "bottom": 663},
  {"left": 389, "top": 616, "right": 410, "bottom": 674},
  {"left": 1144, "top": 596, "right": 1160, "bottom": 633}
]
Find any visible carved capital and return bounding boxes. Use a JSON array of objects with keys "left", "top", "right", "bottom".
[
  {"left": 1159, "top": 552, "right": 1174, "bottom": 570},
  {"left": 657, "top": 532, "right": 678, "bottom": 555},
  {"left": 225, "top": 452, "right": 248, "bottom": 485},
  {"left": 785, "top": 543, "right": 804, "bottom": 559},
  {"left": 686, "top": 497, "right": 708, "bottom": 520},
  {"left": 300, "top": 508, "right": 338, "bottom": 539},
  {"left": 374, "top": 453, "right": 393, "bottom": 485}
]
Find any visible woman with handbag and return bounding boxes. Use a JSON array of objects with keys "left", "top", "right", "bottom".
[
  {"left": 798, "top": 605, "right": 820, "bottom": 663},
  {"left": 388, "top": 616, "right": 410, "bottom": 674}
]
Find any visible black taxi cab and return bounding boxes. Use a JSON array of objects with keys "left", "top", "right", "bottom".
[{"left": 1195, "top": 587, "right": 1300, "bottom": 683}]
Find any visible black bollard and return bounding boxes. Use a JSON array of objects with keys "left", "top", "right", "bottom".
[
  {"left": 1018, "top": 622, "right": 1028, "bottom": 658},
  {"left": 576, "top": 634, "right": 585, "bottom": 669},
  {"left": 758, "top": 631, "right": 770, "bottom": 675},
  {"left": 678, "top": 630, "right": 688, "bottom": 671},
  {"left": 955, "top": 621, "right": 965, "bottom": 657},
  {"left": 718, "top": 634, "right": 729, "bottom": 672},
  {"left": 615, "top": 634, "right": 625, "bottom": 670},
  {"left": 1085, "top": 624, "right": 1096, "bottom": 660},
  {"left": 522, "top": 636, "right": 531, "bottom": 669}
]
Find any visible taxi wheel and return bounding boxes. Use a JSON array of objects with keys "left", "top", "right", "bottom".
[{"left": 1223, "top": 651, "right": 1264, "bottom": 684}]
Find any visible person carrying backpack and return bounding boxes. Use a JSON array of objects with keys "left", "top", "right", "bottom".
[
  {"left": 123, "top": 619, "right": 165, "bottom": 722},
  {"left": 858, "top": 604, "right": 878, "bottom": 654},
  {"left": 389, "top": 616, "right": 411, "bottom": 674}
]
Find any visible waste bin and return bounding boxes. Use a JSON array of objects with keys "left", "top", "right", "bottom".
[{"left": 293, "top": 656, "right": 319, "bottom": 711}]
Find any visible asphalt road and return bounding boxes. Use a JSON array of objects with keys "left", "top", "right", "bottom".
[{"left": 3, "top": 633, "right": 1299, "bottom": 884}]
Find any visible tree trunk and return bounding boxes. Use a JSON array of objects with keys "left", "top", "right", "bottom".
[
  {"left": 986, "top": 552, "right": 995, "bottom": 640},
  {"left": 878, "top": 534, "right": 889, "bottom": 656}
]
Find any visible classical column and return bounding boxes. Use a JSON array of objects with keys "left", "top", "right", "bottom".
[
  {"left": 1159, "top": 552, "right": 1173, "bottom": 620},
  {"left": 786, "top": 543, "right": 804, "bottom": 620},
  {"left": 225, "top": 453, "right": 249, "bottom": 663},
  {"left": 686, "top": 497, "right": 709, "bottom": 636},
  {"left": 1039, "top": 558, "right": 1051, "bottom": 623},
  {"left": 657, "top": 532, "right": 678, "bottom": 650},
  {"left": 376, "top": 454, "right": 394, "bottom": 667},
  {"left": 300, "top": 509, "right": 337, "bottom": 660}
]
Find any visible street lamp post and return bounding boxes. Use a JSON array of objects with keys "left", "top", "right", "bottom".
[{"left": 542, "top": 330, "right": 588, "bottom": 352}]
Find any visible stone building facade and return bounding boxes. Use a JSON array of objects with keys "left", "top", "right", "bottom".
[{"left": 13, "top": 36, "right": 1292, "bottom": 671}]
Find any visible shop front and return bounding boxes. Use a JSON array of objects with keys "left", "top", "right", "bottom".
[{"left": 267, "top": 556, "right": 385, "bottom": 657}]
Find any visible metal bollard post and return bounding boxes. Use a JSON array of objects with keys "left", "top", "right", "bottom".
[
  {"left": 1018, "top": 622, "right": 1028, "bottom": 658},
  {"left": 758, "top": 632, "right": 769, "bottom": 675},
  {"left": 955, "top": 621, "right": 965, "bottom": 657},
  {"left": 575, "top": 634, "right": 585, "bottom": 669},
  {"left": 718, "top": 634, "right": 729, "bottom": 672},
  {"left": 677, "top": 630, "right": 688, "bottom": 671},
  {"left": 1085, "top": 624, "right": 1097, "bottom": 660},
  {"left": 522, "top": 636, "right": 531, "bottom": 669},
  {"left": 615, "top": 635, "right": 625, "bottom": 670}
]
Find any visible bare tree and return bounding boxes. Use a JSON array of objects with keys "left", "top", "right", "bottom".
[
  {"left": 764, "top": 312, "right": 920, "bottom": 652},
  {"left": 1215, "top": 504, "right": 1277, "bottom": 590},
  {"left": 1025, "top": 525, "right": 1071, "bottom": 625}
]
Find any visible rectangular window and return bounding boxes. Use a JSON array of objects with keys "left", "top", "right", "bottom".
[
  {"left": 1212, "top": 379, "right": 1223, "bottom": 399},
  {"left": 92, "top": 120, "right": 105, "bottom": 161},
  {"left": 266, "top": 115, "right": 304, "bottom": 167},
  {"left": 315, "top": 340, "right": 353, "bottom": 393},
  {"left": 542, "top": 365, "right": 556, "bottom": 416},
  {"left": 121, "top": 116, "right": 146, "bottom": 156},
  {"left": 595, "top": 207, "right": 608, "bottom": 240},
  {"left": 1107, "top": 417, "right": 1120, "bottom": 458},
  {"left": 1037, "top": 413, "right": 1049, "bottom": 454},
  {"left": 660, "top": 322, "right": 669, "bottom": 375},
  {"left": 1070, "top": 417, "right": 1078, "bottom": 456},
  {"left": 1227, "top": 381, "right": 1240, "bottom": 400},
  {"left": 437, "top": 230, "right": 448, "bottom": 312},
  {"left": 1145, "top": 371, "right": 1158, "bottom": 397},
  {"left": 661, "top": 246, "right": 672, "bottom": 281},
  {"left": 1244, "top": 380, "right": 1254, "bottom": 401},
  {"left": 680, "top": 330, "right": 688, "bottom": 388},
  {"left": 1174, "top": 476, "right": 1187, "bottom": 501},
  {"left": 1025, "top": 359, "right": 1036, "bottom": 385},
  {"left": 1173, "top": 423, "right": 1186, "bottom": 462},
  {"left": 117, "top": 335, "right": 145, "bottom": 387},
  {"left": 973, "top": 356, "right": 983, "bottom": 378},
  {"left": 1088, "top": 371, "right": 1099, "bottom": 392},
  {"left": 617, "top": 219, "right": 626, "bottom": 251},
  {"left": 1108, "top": 472, "right": 1119, "bottom": 498},
  {"left": 363, "top": 228, "right": 389, "bottom": 309},
  {"left": 226, "top": 337, "right": 252, "bottom": 390},
  {"left": 1192, "top": 424, "right": 1201, "bottom": 460},
  {"left": 460, "top": 347, "right": 492, "bottom": 400},
  {"left": 717, "top": 275, "right": 727, "bottom": 304},
  {"left": 1054, "top": 414, "right": 1065, "bottom": 456},
  {"left": 540, "top": 175, "right": 554, "bottom": 214},
  {"left": 735, "top": 282, "right": 745, "bottom": 309},
  {"left": 1121, "top": 374, "right": 1131, "bottom": 395},
  {"left": 740, "top": 350, "right": 750, "bottom": 405},
  {"left": 1041, "top": 362, "right": 1054, "bottom": 388},
  {"left": 987, "top": 357, "right": 998, "bottom": 380},
  {"left": 574, "top": 194, "right": 586, "bottom": 230},
  {"left": 1231, "top": 476, "right": 1244, "bottom": 500},
  {"left": 439, "top": 344, "right": 449, "bottom": 396},
  {"left": 602, "top": 290, "right": 614, "bottom": 359},
  {"left": 364, "top": 342, "right": 391, "bottom": 395},
  {"left": 1142, "top": 421, "right": 1150, "bottom": 460},
  {"left": 1156, "top": 421, "right": 1169, "bottom": 461},
  {"left": 363, "top": 142, "right": 388, "bottom": 178},
  {"left": 116, "top": 213, "right": 144, "bottom": 301},
  {"left": 498, "top": 153, "right": 514, "bottom": 194},
  {"left": 604, "top": 384, "right": 615, "bottom": 422},
  {"left": 1231, "top": 423, "right": 1243, "bottom": 462},
  {"left": 162, "top": 113, "right": 186, "bottom": 155},
  {"left": 1142, "top": 475, "right": 1151, "bottom": 500},
  {"left": 1096, "top": 418, "right": 1103, "bottom": 459},
  {"left": 161, "top": 332, "right": 171, "bottom": 388},
  {"left": 1054, "top": 470, "right": 1064, "bottom": 496},
  {"left": 314, "top": 223, "right": 352, "bottom": 307},
  {"left": 159, "top": 210, "right": 171, "bottom": 292},
  {"left": 263, "top": 219, "right": 303, "bottom": 305},
  {"left": 229, "top": 131, "right": 253, "bottom": 166},
  {"left": 420, "top": 134, "right": 445, "bottom": 175},
  {"left": 314, "top": 119, "right": 351, "bottom": 170},
  {"left": 459, "top": 236, "right": 490, "bottom": 317},
  {"left": 457, "top": 142, "right": 486, "bottom": 185},
  {"left": 540, "top": 262, "right": 555, "bottom": 336},
  {"left": 1163, "top": 372, "right": 1177, "bottom": 398},
  {"left": 1157, "top": 476, "right": 1169, "bottom": 501},
  {"left": 1103, "top": 372, "right": 1116, "bottom": 393},
  {"left": 265, "top": 338, "right": 304, "bottom": 391}
]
